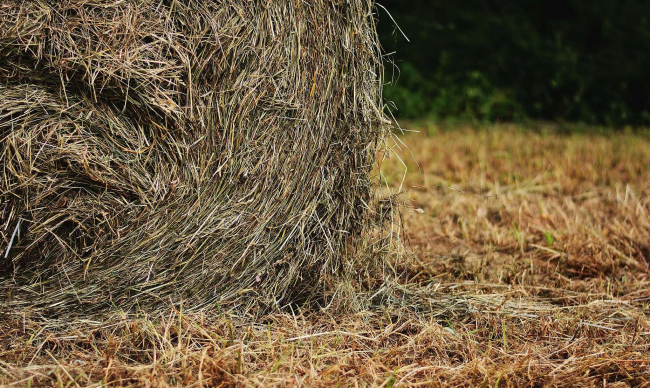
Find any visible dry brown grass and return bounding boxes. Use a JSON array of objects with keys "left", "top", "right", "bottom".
[{"left": 2, "top": 123, "right": 650, "bottom": 387}]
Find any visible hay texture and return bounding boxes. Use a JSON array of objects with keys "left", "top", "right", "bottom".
[{"left": 0, "top": 0, "right": 390, "bottom": 316}]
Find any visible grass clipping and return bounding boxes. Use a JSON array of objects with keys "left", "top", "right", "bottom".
[{"left": 0, "top": 0, "right": 391, "bottom": 316}]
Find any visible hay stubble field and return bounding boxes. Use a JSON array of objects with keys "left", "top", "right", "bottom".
[{"left": 2, "top": 123, "right": 649, "bottom": 387}]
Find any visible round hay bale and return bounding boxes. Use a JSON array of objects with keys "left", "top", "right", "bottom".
[{"left": 0, "top": 0, "right": 390, "bottom": 316}]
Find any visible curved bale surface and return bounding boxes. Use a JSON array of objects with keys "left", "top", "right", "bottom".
[{"left": 0, "top": 0, "right": 389, "bottom": 316}]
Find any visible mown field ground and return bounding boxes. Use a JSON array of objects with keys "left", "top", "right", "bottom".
[{"left": 2, "top": 123, "right": 650, "bottom": 387}]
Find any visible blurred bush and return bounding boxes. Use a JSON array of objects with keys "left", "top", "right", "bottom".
[{"left": 379, "top": 0, "right": 650, "bottom": 126}]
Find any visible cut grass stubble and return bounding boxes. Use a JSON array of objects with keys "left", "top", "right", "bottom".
[{"left": 2, "top": 124, "right": 649, "bottom": 387}]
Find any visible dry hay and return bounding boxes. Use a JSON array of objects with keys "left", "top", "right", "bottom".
[
  {"left": 2, "top": 126, "right": 650, "bottom": 387},
  {"left": 0, "top": 0, "right": 393, "bottom": 317}
]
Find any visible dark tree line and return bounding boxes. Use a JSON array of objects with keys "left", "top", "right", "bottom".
[{"left": 379, "top": 0, "right": 650, "bottom": 125}]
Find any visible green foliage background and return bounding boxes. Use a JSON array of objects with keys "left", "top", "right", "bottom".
[{"left": 379, "top": 1, "right": 650, "bottom": 125}]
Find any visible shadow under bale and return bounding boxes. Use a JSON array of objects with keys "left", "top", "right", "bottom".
[{"left": 0, "top": 0, "right": 391, "bottom": 317}]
